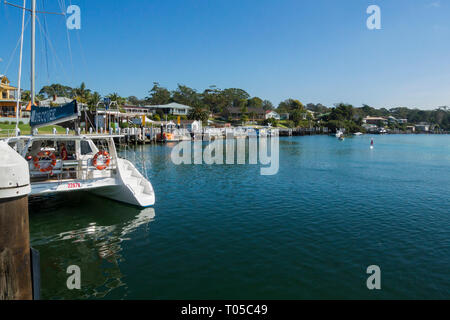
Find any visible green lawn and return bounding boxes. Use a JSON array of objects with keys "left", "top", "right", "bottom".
[
  {"left": 0, "top": 123, "right": 66, "bottom": 135},
  {"left": 276, "top": 120, "right": 292, "bottom": 128}
]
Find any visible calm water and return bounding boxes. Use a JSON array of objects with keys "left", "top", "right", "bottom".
[{"left": 29, "top": 135, "right": 450, "bottom": 299}]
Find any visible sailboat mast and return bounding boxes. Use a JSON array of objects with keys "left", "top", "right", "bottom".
[
  {"left": 15, "top": 0, "right": 26, "bottom": 134},
  {"left": 31, "top": 0, "right": 36, "bottom": 105}
]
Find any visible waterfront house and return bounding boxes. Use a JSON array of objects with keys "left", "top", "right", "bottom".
[
  {"left": 123, "top": 105, "right": 152, "bottom": 116},
  {"left": 265, "top": 110, "right": 280, "bottom": 120},
  {"left": 388, "top": 116, "right": 408, "bottom": 124},
  {"left": 280, "top": 113, "right": 290, "bottom": 120},
  {"left": 146, "top": 102, "right": 192, "bottom": 116},
  {"left": 306, "top": 110, "right": 315, "bottom": 119},
  {"left": 0, "top": 75, "right": 19, "bottom": 117},
  {"left": 415, "top": 123, "right": 430, "bottom": 132},
  {"left": 363, "top": 116, "right": 388, "bottom": 125},
  {"left": 362, "top": 123, "right": 378, "bottom": 133}
]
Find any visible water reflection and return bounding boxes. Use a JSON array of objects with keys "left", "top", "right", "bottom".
[
  {"left": 29, "top": 193, "right": 156, "bottom": 299},
  {"left": 46, "top": 207, "right": 155, "bottom": 245}
]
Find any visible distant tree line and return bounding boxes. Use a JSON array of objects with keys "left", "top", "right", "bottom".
[
  {"left": 319, "top": 103, "right": 450, "bottom": 132},
  {"left": 26, "top": 82, "right": 450, "bottom": 130}
]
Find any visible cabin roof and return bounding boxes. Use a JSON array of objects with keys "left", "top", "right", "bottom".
[
  {"left": 144, "top": 102, "right": 192, "bottom": 110},
  {"left": 39, "top": 97, "right": 73, "bottom": 106}
]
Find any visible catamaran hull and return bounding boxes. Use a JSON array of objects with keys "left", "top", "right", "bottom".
[
  {"left": 30, "top": 178, "right": 117, "bottom": 195},
  {"left": 29, "top": 158, "right": 156, "bottom": 208},
  {"left": 30, "top": 179, "right": 155, "bottom": 207},
  {"left": 90, "top": 184, "right": 155, "bottom": 207}
]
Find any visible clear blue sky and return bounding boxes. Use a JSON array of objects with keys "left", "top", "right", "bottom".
[{"left": 1, "top": 0, "right": 449, "bottom": 109}]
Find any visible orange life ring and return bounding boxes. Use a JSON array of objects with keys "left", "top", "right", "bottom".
[
  {"left": 92, "top": 151, "right": 111, "bottom": 170},
  {"left": 33, "top": 151, "right": 57, "bottom": 173}
]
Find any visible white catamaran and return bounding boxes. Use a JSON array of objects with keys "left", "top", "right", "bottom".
[{"left": 1, "top": 0, "right": 155, "bottom": 207}]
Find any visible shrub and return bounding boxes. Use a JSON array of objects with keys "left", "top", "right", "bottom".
[
  {"left": 119, "top": 122, "right": 129, "bottom": 129},
  {"left": 263, "top": 117, "right": 278, "bottom": 127}
]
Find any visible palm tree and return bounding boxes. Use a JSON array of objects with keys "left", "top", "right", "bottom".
[
  {"left": 88, "top": 91, "right": 101, "bottom": 110},
  {"left": 21, "top": 90, "right": 31, "bottom": 102},
  {"left": 73, "top": 82, "right": 91, "bottom": 104},
  {"left": 107, "top": 92, "right": 119, "bottom": 102},
  {"left": 188, "top": 105, "right": 209, "bottom": 122},
  {"left": 107, "top": 92, "right": 123, "bottom": 104}
]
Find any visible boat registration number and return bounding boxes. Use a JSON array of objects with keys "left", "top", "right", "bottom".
[{"left": 67, "top": 183, "right": 82, "bottom": 189}]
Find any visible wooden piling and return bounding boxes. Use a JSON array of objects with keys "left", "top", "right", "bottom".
[{"left": 0, "top": 195, "right": 32, "bottom": 300}]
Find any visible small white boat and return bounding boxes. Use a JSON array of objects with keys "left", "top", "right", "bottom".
[
  {"left": 353, "top": 132, "right": 363, "bottom": 136},
  {"left": 4, "top": 134, "right": 155, "bottom": 207},
  {"left": 335, "top": 130, "right": 344, "bottom": 138}
]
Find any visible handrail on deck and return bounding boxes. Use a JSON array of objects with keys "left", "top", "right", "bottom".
[{"left": 29, "top": 157, "right": 118, "bottom": 182}]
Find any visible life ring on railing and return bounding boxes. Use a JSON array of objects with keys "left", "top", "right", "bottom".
[
  {"left": 33, "top": 151, "right": 57, "bottom": 173},
  {"left": 92, "top": 151, "right": 111, "bottom": 170}
]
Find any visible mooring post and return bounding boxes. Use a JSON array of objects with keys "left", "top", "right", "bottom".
[{"left": 0, "top": 141, "right": 32, "bottom": 300}]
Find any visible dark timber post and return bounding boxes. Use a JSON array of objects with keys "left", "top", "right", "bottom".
[{"left": 0, "top": 141, "right": 32, "bottom": 300}]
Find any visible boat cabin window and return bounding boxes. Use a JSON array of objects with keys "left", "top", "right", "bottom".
[
  {"left": 80, "top": 140, "right": 93, "bottom": 155},
  {"left": 57, "top": 141, "right": 76, "bottom": 159},
  {"left": 8, "top": 141, "right": 17, "bottom": 150},
  {"left": 26, "top": 140, "right": 77, "bottom": 160},
  {"left": 92, "top": 139, "right": 110, "bottom": 152}
]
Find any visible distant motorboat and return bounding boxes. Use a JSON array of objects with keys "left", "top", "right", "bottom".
[
  {"left": 353, "top": 132, "right": 363, "bottom": 136},
  {"left": 335, "top": 130, "right": 344, "bottom": 138},
  {"left": 157, "top": 132, "right": 179, "bottom": 142}
]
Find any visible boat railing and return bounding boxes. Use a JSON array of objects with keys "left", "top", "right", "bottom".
[
  {"left": 29, "top": 156, "right": 118, "bottom": 183},
  {"left": 0, "top": 129, "right": 15, "bottom": 139}
]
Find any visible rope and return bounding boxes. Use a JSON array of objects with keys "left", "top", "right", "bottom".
[
  {"left": 1, "top": 16, "right": 30, "bottom": 76},
  {"left": 3, "top": 0, "right": 64, "bottom": 15},
  {"left": 41, "top": 0, "right": 50, "bottom": 81},
  {"left": 61, "top": 0, "right": 74, "bottom": 82},
  {"left": 35, "top": 15, "right": 69, "bottom": 81}
]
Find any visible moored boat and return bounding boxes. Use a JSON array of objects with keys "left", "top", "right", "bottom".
[
  {"left": 4, "top": 134, "right": 155, "bottom": 207},
  {"left": 335, "top": 130, "right": 344, "bottom": 138}
]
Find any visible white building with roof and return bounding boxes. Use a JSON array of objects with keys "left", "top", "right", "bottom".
[
  {"left": 39, "top": 96, "right": 73, "bottom": 107},
  {"left": 265, "top": 110, "right": 280, "bottom": 120},
  {"left": 145, "top": 102, "right": 192, "bottom": 116}
]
